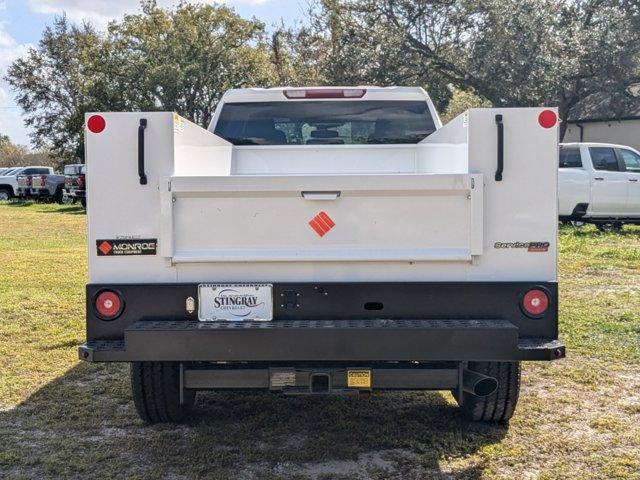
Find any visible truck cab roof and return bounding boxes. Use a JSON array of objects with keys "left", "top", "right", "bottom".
[
  {"left": 219, "top": 86, "right": 434, "bottom": 103},
  {"left": 561, "top": 142, "right": 640, "bottom": 151},
  {"left": 0, "top": 166, "right": 52, "bottom": 176}
]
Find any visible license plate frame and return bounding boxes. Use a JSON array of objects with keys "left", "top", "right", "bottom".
[{"left": 198, "top": 283, "right": 273, "bottom": 322}]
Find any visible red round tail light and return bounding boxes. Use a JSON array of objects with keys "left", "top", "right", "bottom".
[
  {"left": 95, "top": 290, "right": 123, "bottom": 320},
  {"left": 521, "top": 289, "right": 549, "bottom": 317}
]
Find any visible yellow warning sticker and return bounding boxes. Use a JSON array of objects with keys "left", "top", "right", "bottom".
[{"left": 347, "top": 370, "right": 371, "bottom": 388}]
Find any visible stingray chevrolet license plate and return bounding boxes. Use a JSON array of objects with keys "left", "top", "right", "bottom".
[
  {"left": 198, "top": 284, "right": 273, "bottom": 321},
  {"left": 347, "top": 370, "right": 371, "bottom": 388}
]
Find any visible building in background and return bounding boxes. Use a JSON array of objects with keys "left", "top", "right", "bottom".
[{"left": 564, "top": 89, "right": 640, "bottom": 150}]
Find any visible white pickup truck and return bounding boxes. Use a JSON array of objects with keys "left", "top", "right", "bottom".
[
  {"left": 559, "top": 142, "right": 640, "bottom": 229},
  {"left": 0, "top": 166, "right": 54, "bottom": 200},
  {"left": 79, "top": 86, "right": 564, "bottom": 424}
]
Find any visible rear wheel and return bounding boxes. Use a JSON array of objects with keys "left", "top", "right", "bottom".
[
  {"left": 0, "top": 188, "right": 11, "bottom": 201},
  {"left": 595, "top": 222, "right": 623, "bottom": 232},
  {"left": 456, "top": 361, "right": 520, "bottom": 423},
  {"left": 130, "top": 362, "right": 195, "bottom": 423},
  {"left": 54, "top": 187, "right": 64, "bottom": 204}
]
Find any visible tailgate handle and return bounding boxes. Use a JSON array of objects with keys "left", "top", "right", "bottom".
[
  {"left": 138, "top": 118, "right": 148, "bottom": 185},
  {"left": 495, "top": 114, "right": 504, "bottom": 181},
  {"left": 301, "top": 191, "right": 341, "bottom": 201}
]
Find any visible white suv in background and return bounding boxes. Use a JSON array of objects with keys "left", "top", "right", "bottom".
[{"left": 559, "top": 142, "right": 640, "bottom": 230}]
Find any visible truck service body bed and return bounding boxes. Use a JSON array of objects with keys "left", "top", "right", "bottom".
[{"left": 80, "top": 87, "right": 564, "bottom": 422}]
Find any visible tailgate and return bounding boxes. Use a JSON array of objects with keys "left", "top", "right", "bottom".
[
  {"left": 17, "top": 176, "right": 31, "bottom": 188},
  {"left": 160, "top": 173, "right": 483, "bottom": 263}
]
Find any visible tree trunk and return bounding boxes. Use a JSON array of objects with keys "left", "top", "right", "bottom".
[{"left": 558, "top": 104, "right": 569, "bottom": 142}]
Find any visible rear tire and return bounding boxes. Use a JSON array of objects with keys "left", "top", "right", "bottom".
[
  {"left": 595, "top": 222, "right": 623, "bottom": 232},
  {"left": 130, "top": 362, "right": 195, "bottom": 423},
  {"left": 0, "top": 188, "right": 11, "bottom": 201},
  {"left": 456, "top": 361, "right": 521, "bottom": 423},
  {"left": 54, "top": 188, "right": 64, "bottom": 204}
]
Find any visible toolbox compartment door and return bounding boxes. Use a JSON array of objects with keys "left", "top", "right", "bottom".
[{"left": 160, "top": 173, "right": 483, "bottom": 263}]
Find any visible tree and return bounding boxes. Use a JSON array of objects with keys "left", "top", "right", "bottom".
[
  {"left": 310, "top": 0, "right": 640, "bottom": 138},
  {"left": 5, "top": 17, "right": 102, "bottom": 160},
  {"left": 441, "top": 87, "right": 491, "bottom": 123},
  {"left": 271, "top": 0, "right": 453, "bottom": 111},
  {"left": 0, "top": 134, "right": 27, "bottom": 167},
  {"left": 0, "top": 133, "right": 64, "bottom": 169},
  {"left": 5, "top": 1, "right": 278, "bottom": 159},
  {"left": 103, "top": 1, "right": 277, "bottom": 127}
]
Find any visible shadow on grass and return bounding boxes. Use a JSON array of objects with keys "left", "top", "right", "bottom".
[
  {"left": 1, "top": 199, "right": 35, "bottom": 207},
  {"left": 559, "top": 223, "right": 640, "bottom": 237},
  {"left": 0, "top": 363, "right": 507, "bottom": 479},
  {"left": 41, "top": 206, "right": 86, "bottom": 215},
  {"left": 3, "top": 199, "right": 85, "bottom": 215},
  {"left": 42, "top": 339, "right": 83, "bottom": 351}
]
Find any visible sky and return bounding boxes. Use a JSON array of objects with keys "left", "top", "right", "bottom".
[{"left": 0, "top": 0, "right": 305, "bottom": 147}]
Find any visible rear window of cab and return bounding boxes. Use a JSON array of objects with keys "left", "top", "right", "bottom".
[
  {"left": 214, "top": 101, "right": 437, "bottom": 146},
  {"left": 559, "top": 147, "right": 582, "bottom": 168}
]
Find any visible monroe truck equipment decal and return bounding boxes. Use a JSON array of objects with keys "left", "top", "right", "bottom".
[{"left": 96, "top": 239, "right": 157, "bottom": 256}]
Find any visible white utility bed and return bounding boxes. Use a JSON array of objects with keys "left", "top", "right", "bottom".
[{"left": 86, "top": 108, "right": 557, "bottom": 284}]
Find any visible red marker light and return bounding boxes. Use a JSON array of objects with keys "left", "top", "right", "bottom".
[
  {"left": 522, "top": 289, "right": 549, "bottom": 317},
  {"left": 87, "top": 115, "right": 106, "bottom": 133},
  {"left": 538, "top": 110, "right": 557, "bottom": 129},
  {"left": 95, "top": 290, "right": 123, "bottom": 319}
]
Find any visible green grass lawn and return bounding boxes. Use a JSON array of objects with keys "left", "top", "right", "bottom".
[{"left": 0, "top": 202, "right": 639, "bottom": 479}]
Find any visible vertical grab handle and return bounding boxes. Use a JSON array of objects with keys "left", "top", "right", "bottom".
[
  {"left": 138, "top": 118, "right": 148, "bottom": 185},
  {"left": 494, "top": 114, "right": 504, "bottom": 181}
]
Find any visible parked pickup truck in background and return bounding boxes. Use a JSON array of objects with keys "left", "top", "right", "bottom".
[
  {"left": 79, "top": 86, "right": 564, "bottom": 425},
  {"left": 559, "top": 142, "right": 640, "bottom": 230},
  {"left": 0, "top": 166, "right": 53, "bottom": 200},
  {"left": 30, "top": 169, "right": 77, "bottom": 203},
  {"left": 16, "top": 173, "right": 33, "bottom": 198},
  {"left": 64, "top": 164, "right": 86, "bottom": 207}
]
